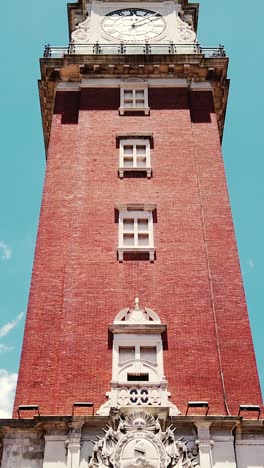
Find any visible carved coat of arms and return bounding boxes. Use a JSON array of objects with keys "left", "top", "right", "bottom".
[{"left": 89, "top": 411, "right": 197, "bottom": 468}]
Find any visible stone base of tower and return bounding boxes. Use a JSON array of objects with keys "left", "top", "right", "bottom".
[{"left": 1, "top": 411, "right": 264, "bottom": 467}]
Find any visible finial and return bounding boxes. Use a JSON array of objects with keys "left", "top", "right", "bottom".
[{"left": 134, "top": 297, "right": 140, "bottom": 310}]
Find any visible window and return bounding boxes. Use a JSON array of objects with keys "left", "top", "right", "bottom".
[
  {"left": 97, "top": 303, "right": 180, "bottom": 415},
  {"left": 119, "top": 138, "right": 151, "bottom": 178},
  {"left": 140, "top": 347, "right": 157, "bottom": 365},
  {"left": 119, "top": 347, "right": 135, "bottom": 364},
  {"left": 127, "top": 374, "right": 149, "bottom": 382},
  {"left": 117, "top": 341, "right": 159, "bottom": 384},
  {"left": 114, "top": 333, "right": 161, "bottom": 384},
  {"left": 117, "top": 206, "right": 155, "bottom": 261},
  {"left": 118, "top": 346, "right": 157, "bottom": 368},
  {"left": 119, "top": 84, "right": 149, "bottom": 115}
]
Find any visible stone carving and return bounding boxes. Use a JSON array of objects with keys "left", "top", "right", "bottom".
[
  {"left": 117, "top": 386, "right": 162, "bottom": 407},
  {"left": 72, "top": 15, "right": 91, "bottom": 43},
  {"left": 97, "top": 394, "right": 113, "bottom": 416},
  {"left": 98, "top": 299, "right": 180, "bottom": 417},
  {"left": 114, "top": 297, "right": 162, "bottom": 324},
  {"left": 176, "top": 16, "right": 197, "bottom": 44},
  {"left": 71, "top": 12, "right": 196, "bottom": 45},
  {"left": 98, "top": 299, "right": 180, "bottom": 416},
  {"left": 89, "top": 411, "right": 196, "bottom": 468},
  {"left": 98, "top": 384, "right": 179, "bottom": 416}
]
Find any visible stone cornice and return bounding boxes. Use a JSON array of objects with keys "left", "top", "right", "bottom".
[
  {"left": 39, "top": 53, "right": 229, "bottom": 154},
  {"left": 1, "top": 414, "right": 263, "bottom": 466},
  {"left": 1, "top": 414, "right": 263, "bottom": 431},
  {"left": 109, "top": 323, "right": 167, "bottom": 334}
]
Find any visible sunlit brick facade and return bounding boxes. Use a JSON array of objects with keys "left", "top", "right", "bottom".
[{"left": 1, "top": 1, "right": 263, "bottom": 467}]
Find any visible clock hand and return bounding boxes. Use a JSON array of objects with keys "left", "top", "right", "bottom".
[
  {"left": 132, "top": 12, "right": 159, "bottom": 26},
  {"left": 132, "top": 16, "right": 161, "bottom": 30}
]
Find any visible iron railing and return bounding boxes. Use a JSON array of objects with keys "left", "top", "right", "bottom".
[{"left": 43, "top": 42, "right": 226, "bottom": 58}]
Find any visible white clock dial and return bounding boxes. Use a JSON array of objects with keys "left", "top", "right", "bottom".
[{"left": 101, "top": 8, "right": 166, "bottom": 41}]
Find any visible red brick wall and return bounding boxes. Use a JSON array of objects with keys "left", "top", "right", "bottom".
[{"left": 14, "top": 87, "right": 262, "bottom": 416}]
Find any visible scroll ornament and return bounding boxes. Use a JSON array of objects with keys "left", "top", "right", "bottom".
[
  {"left": 72, "top": 16, "right": 91, "bottom": 43},
  {"left": 176, "top": 16, "right": 197, "bottom": 44}
]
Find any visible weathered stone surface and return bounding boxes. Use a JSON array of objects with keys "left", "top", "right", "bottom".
[
  {"left": 39, "top": 54, "right": 229, "bottom": 153},
  {"left": 1, "top": 415, "right": 264, "bottom": 467}
]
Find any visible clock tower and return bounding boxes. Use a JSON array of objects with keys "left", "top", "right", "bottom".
[
  {"left": 0, "top": 0, "right": 263, "bottom": 467},
  {"left": 71, "top": 3, "right": 196, "bottom": 44}
]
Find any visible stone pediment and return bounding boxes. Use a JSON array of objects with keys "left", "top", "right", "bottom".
[
  {"left": 109, "top": 298, "right": 166, "bottom": 335},
  {"left": 114, "top": 298, "right": 161, "bottom": 324}
]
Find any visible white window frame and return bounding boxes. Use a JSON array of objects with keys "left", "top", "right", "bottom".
[
  {"left": 119, "top": 83, "right": 149, "bottom": 115},
  {"left": 119, "top": 138, "right": 151, "bottom": 178},
  {"left": 117, "top": 206, "right": 155, "bottom": 261},
  {"left": 112, "top": 334, "right": 164, "bottom": 385}
]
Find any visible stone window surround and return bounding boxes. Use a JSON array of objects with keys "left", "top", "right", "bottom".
[
  {"left": 116, "top": 203, "right": 156, "bottom": 261},
  {"left": 118, "top": 136, "right": 152, "bottom": 178},
  {"left": 112, "top": 334, "right": 164, "bottom": 385},
  {"left": 119, "top": 82, "right": 149, "bottom": 115}
]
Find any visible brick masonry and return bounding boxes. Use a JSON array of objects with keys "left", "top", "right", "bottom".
[{"left": 13, "top": 87, "right": 262, "bottom": 417}]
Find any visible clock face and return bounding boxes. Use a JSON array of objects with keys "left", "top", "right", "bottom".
[{"left": 101, "top": 8, "right": 166, "bottom": 41}]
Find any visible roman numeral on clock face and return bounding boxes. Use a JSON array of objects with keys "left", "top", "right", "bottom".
[
  {"left": 107, "top": 8, "right": 161, "bottom": 18},
  {"left": 102, "top": 8, "right": 166, "bottom": 41}
]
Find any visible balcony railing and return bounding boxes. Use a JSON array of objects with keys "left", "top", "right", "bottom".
[
  {"left": 117, "top": 385, "right": 162, "bottom": 407},
  {"left": 43, "top": 42, "right": 226, "bottom": 59}
]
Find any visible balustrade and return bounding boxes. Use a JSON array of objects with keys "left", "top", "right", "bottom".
[{"left": 43, "top": 42, "right": 226, "bottom": 58}]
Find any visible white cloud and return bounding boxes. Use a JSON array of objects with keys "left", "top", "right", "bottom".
[
  {"left": 248, "top": 258, "right": 255, "bottom": 270},
  {"left": 0, "top": 369, "right": 17, "bottom": 418},
  {"left": 0, "top": 241, "right": 12, "bottom": 261},
  {"left": 242, "top": 258, "right": 256, "bottom": 278},
  {"left": 0, "top": 344, "right": 14, "bottom": 353},
  {"left": 0, "top": 312, "right": 24, "bottom": 338}
]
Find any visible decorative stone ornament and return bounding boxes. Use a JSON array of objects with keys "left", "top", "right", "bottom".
[
  {"left": 72, "top": 15, "right": 91, "bottom": 43},
  {"left": 71, "top": 8, "right": 197, "bottom": 45},
  {"left": 113, "top": 297, "right": 162, "bottom": 325},
  {"left": 89, "top": 411, "right": 196, "bottom": 468},
  {"left": 117, "top": 386, "right": 162, "bottom": 407},
  {"left": 176, "top": 16, "right": 196, "bottom": 44},
  {"left": 97, "top": 299, "right": 180, "bottom": 416}
]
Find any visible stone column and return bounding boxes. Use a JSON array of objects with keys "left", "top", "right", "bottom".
[
  {"left": 43, "top": 435, "right": 67, "bottom": 467},
  {"left": 65, "top": 425, "right": 83, "bottom": 468},
  {"left": 195, "top": 422, "right": 214, "bottom": 468},
  {"left": 212, "top": 433, "right": 237, "bottom": 468}
]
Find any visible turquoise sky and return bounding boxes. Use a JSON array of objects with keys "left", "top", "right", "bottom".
[{"left": 0, "top": 0, "right": 263, "bottom": 416}]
